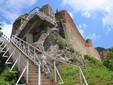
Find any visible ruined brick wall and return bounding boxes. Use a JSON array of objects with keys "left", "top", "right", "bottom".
[
  {"left": 85, "top": 39, "right": 93, "bottom": 47},
  {"left": 55, "top": 10, "right": 100, "bottom": 60}
]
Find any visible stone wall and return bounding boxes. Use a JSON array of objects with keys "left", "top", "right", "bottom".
[
  {"left": 55, "top": 10, "right": 100, "bottom": 60},
  {"left": 12, "top": 4, "right": 100, "bottom": 60},
  {"left": 39, "top": 4, "right": 55, "bottom": 20}
]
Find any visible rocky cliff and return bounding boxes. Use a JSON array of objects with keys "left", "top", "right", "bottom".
[{"left": 11, "top": 4, "right": 100, "bottom": 64}]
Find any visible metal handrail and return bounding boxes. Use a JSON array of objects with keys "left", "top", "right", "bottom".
[
  {"left": 11, "top": 35, "right": 88, "bottom": 85},
  {"left": 15, "top": 66, "right": 27, "bottom": 85},
  {"left": 11, "top": 35, "right": 64, "bottom": 84},
  {"left": 1, "top": 35, "right": 29, "bottom": 85},
  {"left": 1, "top": 35, "right": 88, "bottom": 85}
]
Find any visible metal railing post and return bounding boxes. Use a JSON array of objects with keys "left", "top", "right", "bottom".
[
  {"left": 80, "top": 69, "right": 82, "bottom": 85},
  {"left": 9, "top": 35, "right": 88, "bottom": 85},
  {"left": 28, "top": 45, "right": 30, "bottom": 56},
  {"left": 38, "top": 64, "right": 41, "bottom": 85},
  {"left": 79, "top": 67, "right": 88, "bottom": 85},
  {"left": 54, "top": 60, "right": 57, "bottom": 82},
  {"left": 18, "top": 53, "right": 21, "bottom": 71},
  {"left": 33, "top": 49, "right": 36, "bottom": 61},
  {"left": 15, "top": 66, "right": 27, "bottom": 85},
  {"left": 26, "top": 59, "right": 29, "bottom": 84}
]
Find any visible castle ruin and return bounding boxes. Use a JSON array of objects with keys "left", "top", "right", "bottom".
[{"left": 11, "top": 4, "right": 100, "bottom": 60}]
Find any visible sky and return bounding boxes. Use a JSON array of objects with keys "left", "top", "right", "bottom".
[{"left": 0, "top": 0, "right": 113, "bottom": 48}]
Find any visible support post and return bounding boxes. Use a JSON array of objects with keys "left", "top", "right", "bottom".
[
  {"left": 28, "top": 45, "right": 30, "bottom": 56},
  {"left": 79, "top": 67, "right": 88, "bottom": 85},
  {"left": 54, "top": 60, "right": 57, "bottom": 82},
  {"left": 80, "top": 70, "right": 82, "bottom": 85},
  {"left": 10, "top": 58, "right": 18, "bottom": 72},
  {"left": 38, "top": 64, "right": 41, "bottom": 85},
  {"left": 26, "top": 59, "right": 29, "bottom": 84}
]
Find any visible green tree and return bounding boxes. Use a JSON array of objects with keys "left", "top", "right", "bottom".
[
  {"left": 103, "top": 47, "right": 113, "bottom": 71},
  {"left": 0, "top": 23, "right": 3, "bottom": 37}
]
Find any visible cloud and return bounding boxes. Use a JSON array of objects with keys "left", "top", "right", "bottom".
[
  {"left": 0, "top": 0, "right": 38, "bottom": 37},
  {"left": 78, "top": 24, "right": 87, "bottom": 38},
  {"left": 1, "top": 22, "right": 12, "bottom": 38},
  {"left": 87, "top": 33, "right": 100, "bottom": 40},
  {"left": 0, "top": 0, "right": 38, "bottom": 23},
  {"left": 62, "top": 0, "right": 113, "bottom": 31}
]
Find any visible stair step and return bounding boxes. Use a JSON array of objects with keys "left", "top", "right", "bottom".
[
  {"left": 29, "top": 75, "right": 46, "bottom": 79},
  {"left": 42, "top": 82, "right": 53, "bottom": 85},
  {"left": 29, "top": 78, "right": 50, "bottom": 82},
  {"left": 29, "top": 63, "right": 37, "bottom": 67},
  {"left": 29, "top": 69, "right": 38, "bottom": 72},
  {"left": 28, "top": 82, "right": 53, "bottom": 85},
  {"left": 29, "top": 73, "right": 38, "bottom": 76},
  {"left": 29, "top": 66, "right": 38, "bottom": 69}
]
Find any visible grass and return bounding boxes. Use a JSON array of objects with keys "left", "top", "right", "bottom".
[
  {"left": 58, "top": 55, "right": 113, "bottom": 85},
  {"left": 83, "top": 66, "right": 113, "bottom": 85},
  {"left": 58, "top": 64, "right": 80, "bottom": 85}
]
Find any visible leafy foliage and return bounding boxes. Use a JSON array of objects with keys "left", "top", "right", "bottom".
[
  {"left": 96, "top": 47, "right": 106, "bottom": 52},
  {"left": 0, "top": 53, "right": 17, "bottom": 85},
  {"left": 0, "top": 67, "right": 17, "bottom": 85},
  {"left": 84, "top": 54, "right": 103, "bottom": 67},
  {"left": 57, "top": 36, "right": 66, "bottom": 49},
  {"left": 103, "top": 47, "right": 113, "bottom": 71},
  {"left": 0, "top": 23, "right": 3, "bottom": 37}
]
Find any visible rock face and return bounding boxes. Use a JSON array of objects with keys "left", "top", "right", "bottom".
[
  {"left": 11, "top": 4, "right": 100, "bottom": 63},
  {"left": 55, "top": 10, "right": 100, "bottom": 60},
  {"left": 96, "top": 47, "right": 108, "bottom": 60}
]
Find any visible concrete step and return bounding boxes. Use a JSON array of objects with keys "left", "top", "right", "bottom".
[
  {"left": 42, "top": 82, "right": 53, "bottom": 85},
  {"left": 29, "top": 73, "right": 38, "bottom": 76},
  {"left": 29, "top": 79, "right": 50, "bottom": 83},
  {"left": 29, "top": 75, "right": 46, "bottom": 79},
  {"left": 28, "top": 82, "right": 53, "bottom": 85},
  {"left": 29, "top": 69, "right": 38, "bottom": 73},
  {"left": 27, "top": 59, "right": 58, "bottom": 85}
]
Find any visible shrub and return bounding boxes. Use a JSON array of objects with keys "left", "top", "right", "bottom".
[
  {"left": 84, "top": 55, "right": 98, "bottom": 64},
  {"left": 84, "top": 54, "right": 103, "bottom": 68},
  {"left": 103, "top": 60, "right": 110, "bottom": 69},
  {"left": 103, "top": 47, "right": 113, "bottom": 71},
  {"left": 57, "top": 36, "right": 66, "bottom": 49}
]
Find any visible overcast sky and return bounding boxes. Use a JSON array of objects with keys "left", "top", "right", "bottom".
[{"left": 0, "top": 0, "right": 113, "bottom": 48}]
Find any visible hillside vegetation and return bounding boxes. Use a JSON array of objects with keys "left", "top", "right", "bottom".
[
  {"left": 96, "top": 47, "right": 106, "bottom": 52},
  {"left": 59, "top": 55, "right": 113, "bottom": 85},
  {"left": 103, "top": 47, "right": 113, "bottom": 71}
]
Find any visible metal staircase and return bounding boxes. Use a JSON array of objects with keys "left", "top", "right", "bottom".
[
  {"left": 16, "top": 7, "right": 57, "bottom": 37},
  {"left": 0, "top": 35, "right": 88, "bottom": 85}
]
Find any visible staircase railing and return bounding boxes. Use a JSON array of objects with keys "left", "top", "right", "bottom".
[
  {"left": 0, "top": 35, "right": 29, "bottom": 85},
  {"left": 11, "top": 35, "right": 64, "bottom": 84},
  {"left": 0, "top": 35, "right": 88, "bottom": 85},
  {"left": 11, "top": 35, "right": 88, "bottom": 85},
  {"left": 16, "top": 6, "right": 56, "bottom": 36}
]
